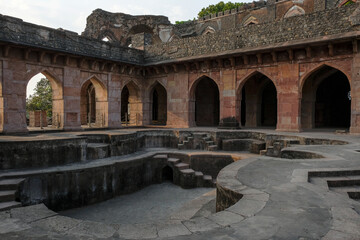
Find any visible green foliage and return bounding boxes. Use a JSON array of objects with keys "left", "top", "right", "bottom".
[
  {"left": 344, "top": 0, "right": 354, "bottom": 6},
  {"left": 26, "top": 78, "right": 52, "bottom": 117},
  {"left": 175, "top": 18, "right": 195, "bottom": 25},
  {"left": 198, "top": 1, "right": 244, "bottom": 18}
]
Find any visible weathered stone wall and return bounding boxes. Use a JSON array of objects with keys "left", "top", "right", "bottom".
[
  {"left": 0, "top": 14, "right": 144, "bottom": 64},
  {"left": 145, "top": 4, "right": 357, "bottom": 62},
  {"left": 0, "top": 138, "right": 87, "bottom": 170}
]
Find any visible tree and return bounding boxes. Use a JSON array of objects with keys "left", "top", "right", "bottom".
[
  {"left": 26, "top": 78, "right": 52, "bottom": 117},
  {"left": 198, "top": 1, "right": 244, "bottom": 18}
]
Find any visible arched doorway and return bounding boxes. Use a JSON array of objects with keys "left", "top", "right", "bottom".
[
  {"left": 80, "top": 77, "right": 108, "bottom": 127},
  {"left": 301, "top": 65, "right": 351, "bottom": 130},
  {"left": 192, "top": 76, "right": 220, "bottom": 127},
  {"left": 121, "top": 81, "right": 142, "bottom": 126},
  {"left": 162, "top": 166, "right": 173, "bottom": 182},
  {"left": 150, "top": 83, "right": 167, "bottom": 125},
  {"left": 239, "top": 72, "right": 277, "bottom": 128},
  {"left": 26, "top": 71, "right": 63, "bottom": 129}
]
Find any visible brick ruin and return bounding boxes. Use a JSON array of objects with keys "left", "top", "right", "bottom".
[{"left": 1, "top": 0, "right": 360, "bottom": 134}]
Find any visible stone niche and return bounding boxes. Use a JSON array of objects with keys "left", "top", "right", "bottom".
[{"left": 29, "top": 110, "right": 48, "bottom": 127}]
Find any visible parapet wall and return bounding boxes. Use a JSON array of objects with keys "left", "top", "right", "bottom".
[
  {"left": 0, "top": 14, "right": 144, "bottom": 64},
  {"left": 145, "top": 4, "right": 358, "bottom": 63}
]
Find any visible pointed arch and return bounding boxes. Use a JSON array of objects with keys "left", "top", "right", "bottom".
[
  {"left": 300, "top": 64, "right": 351, "bottom": 130},
  {"left": 202, "top": 26, "right": 216, "bottom": 35},
  {"left": 299, "top": 63, "right": 351, "bottom": 92},
  {"left": 25, "top": 69, "right": 64, "bottom": 129},
  {"left": 284, "top": 5, "right": 305, "bottom": 18},
  {"left": 148, "top": 81, "right": 167, "bottom": 125},
  {"left": 236, "top": 71, "right": 277, "bottom": 128},
  {"left": 189, "top": 75, "right": 220, "bottom": 127},
  {"left": 243, "top": 15, "right": 259, "bottom": 26},
  {"left": 80, "top": 75, "right": 108, "bottom": 127},
  {"left": 121, "top": 80, "right": 142, "bottom": 126}
]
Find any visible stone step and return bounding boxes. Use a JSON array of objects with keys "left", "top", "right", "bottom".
[
  {"left": 205, "top": 141, "right": 214, "bottom": 145},
  {"left": 0, "top": 178, "right": 25, "bottom": 191},
  {"left": 327, "top": 178, "right": 360, "bottom": 188},
  {"left": 203, "top": 137, "right": 212, "bottom": 141},
  {"left": 0, "top": 190, "right": 16, "bottom": 202},
  {"left": 208, "top": 145, "right": 218, "bottom": 151},
  {"left": 260, "top": 150, "right": 267, "bottom": 156},
  {"left": 308, "top": 170, "right": 360, "bottom": 178},
  {"left": 153, "top": 154, "right": 168, "bottom": 160},
  {"left": 86, "top": 143, "right": 110, "bottom": 160},
  {"left": 0, "top": 201, "right": 21, "bottom": 212},
  {"left": 175, "top": 163, "right": 190, "bottom": 170},
  {"left": 203, "top": 175, "right": 215, "bottom": 188},
  {"left": 180, "top": 169, "right": 195, "bottom": 175},
  {"left": 330, "top": 186, "right": 360, "bottom": 199},
  {"left": 177, "top": 143, "right": 185, "bottom": 150},
  {"left": 195, "top": 171, "right": 204, "bottom": 177},
  {"left": 187, "top": 137, "right": 194, "bottom": 141},
  {"left": 167, "top": 158, "right": 181, "bottom": 165}
]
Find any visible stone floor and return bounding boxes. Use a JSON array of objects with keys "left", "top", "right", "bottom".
[
  {"left": 60, "top": 182, "right": 215, "bottom": 225},
  {"left": 0, "top": 128, "right": 360, "bottom": 239}
]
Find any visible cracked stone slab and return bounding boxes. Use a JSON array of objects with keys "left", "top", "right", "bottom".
[
  {"left": 322, "top": 229, "right": 360, "bottom": 240},
  {"left": 227, "top": 199, "right": 266, "bottom": 217},
  {"left": 10, "top": 204, "right": 57, "bottom": 223},
  {"left": 207, "top": 210, "right": 244, "bottom": 227},
  {"left": 66, "top": 220, "right": 116, "bottom": 238},
  {"left": 330, "top": 207, "right": 360, "bottom": 237},
  {"left": 182, "top": 216, "right": 220, "bottom": 233},
  {"left": 156, "top": 220, "right": 191, "bottom": 238},
  {"left": 242, "top": 193, "right": 269, "bottom": 202},
  {"left": 30, "top": 215, "right": 83, "bottom": 233},
  {"left": 117, "top": 223, "right": 157, "bottom": 239},
  {"left": 0, "top": 218, "right": 31, "bottom": 234}
]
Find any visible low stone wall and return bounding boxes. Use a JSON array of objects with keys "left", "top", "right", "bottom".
[
  {"left": 18, "top": 154, "right": 166, "bottom": 211},
  {"left": 0, "top": 138, "right": 87, "bottom": 170}
]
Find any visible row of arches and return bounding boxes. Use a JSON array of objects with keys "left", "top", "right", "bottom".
[{"left": 26, "top": 64, "right": 352, "bottom": 130}]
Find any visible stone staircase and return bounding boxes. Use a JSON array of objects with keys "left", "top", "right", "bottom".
[
  {"left": 260, "top": 138, "right": 300, "bottom": 157},
  {"left": 309, "top": 170, "right": 360, "bottom": 201},
  {"left": 178, "top": 133, "right": 218, "bottom": 151},
  {"left": 154, "top": 154, "right": 215, "bottom": 189},
  {"left": 0, "top": 177, "right": 25, "bottom": 211},
  {"left": 84, "top": 135, "right": 111, "bottom": 161}
]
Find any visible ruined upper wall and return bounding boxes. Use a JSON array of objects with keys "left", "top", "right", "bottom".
[
  {"left": 144, "top": 4, "right": 360, "bottom": 63},
  {"left": 0, "top": 14, "right": 144, "bottom": 64},
  {"left": 82, "top": 9, "right": 173, "bottom": 47}
]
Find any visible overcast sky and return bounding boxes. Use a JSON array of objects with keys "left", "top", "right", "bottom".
[{"left": 0, "top": 0, "right": 250, "bottom": 97}]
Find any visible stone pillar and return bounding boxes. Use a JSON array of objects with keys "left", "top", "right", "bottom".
[
  {"left": 350, "top": 53, "right": 360, "bottom": 134},
  {"left": 2, "top": 60, "right": 28, "bottom": 134},
  {"left": 219, "top": 70, "right": 239, "bottom": 128},
  {"left": 107, "top": 74, "right": 121, "bottom": 128},
  {"left": 276, "top": 64, "right": 301, "bottom": 132},
  {"left": 62, "top": 67, "right": 82, "bottom": 131},
  {"left": 166, "top": 73, "right": 191, "bottom": 128}
]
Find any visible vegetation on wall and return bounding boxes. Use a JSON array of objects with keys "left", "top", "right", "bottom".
[
  {"left": 198, "top": 1, "right": 244, "bottom": 18},
  {"left": 26, "top": 78, "right": 52, "bottom": 117}
]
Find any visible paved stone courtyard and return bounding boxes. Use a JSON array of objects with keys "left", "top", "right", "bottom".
[
  {"left": 60, "top": 182, "right": 215, "bottom": 225},
  {"left": 0, "top": 128, "right": 359, "bottom": 239}
]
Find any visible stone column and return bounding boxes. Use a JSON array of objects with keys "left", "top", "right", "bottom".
[
  {"left": 276, "top": 64, "right": 301, "bottom": 132},
  {"left": 350, "top": 53, "right": 360, "bottom": 134},
  {"left": 219, "top": 70, "right": 239, "bottom": 128},
  {"left": 62, "top": 67, "right": 82, "bottom": 131},
  {"left": 2, "top": 60, "right": 28, "bottom": 134}
]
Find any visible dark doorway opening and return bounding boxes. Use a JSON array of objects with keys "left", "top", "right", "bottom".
[
  {"left": 301, "top": 66, "right": 351, "bottom": 130},
  {"left": 195, "top": 77, "right": 220, "bottom": 126},
  {"left": 121, "top": 86, "right": 130, "bottom": 123},
  {"left": 261, "top": 82, "right": 277, "bottom": 127},
  {"left": 162, "top": 166, "right": 173, "bottom": 182},
  {"left": 151, "top": 83, "right": 167, "bottom": 125}
]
